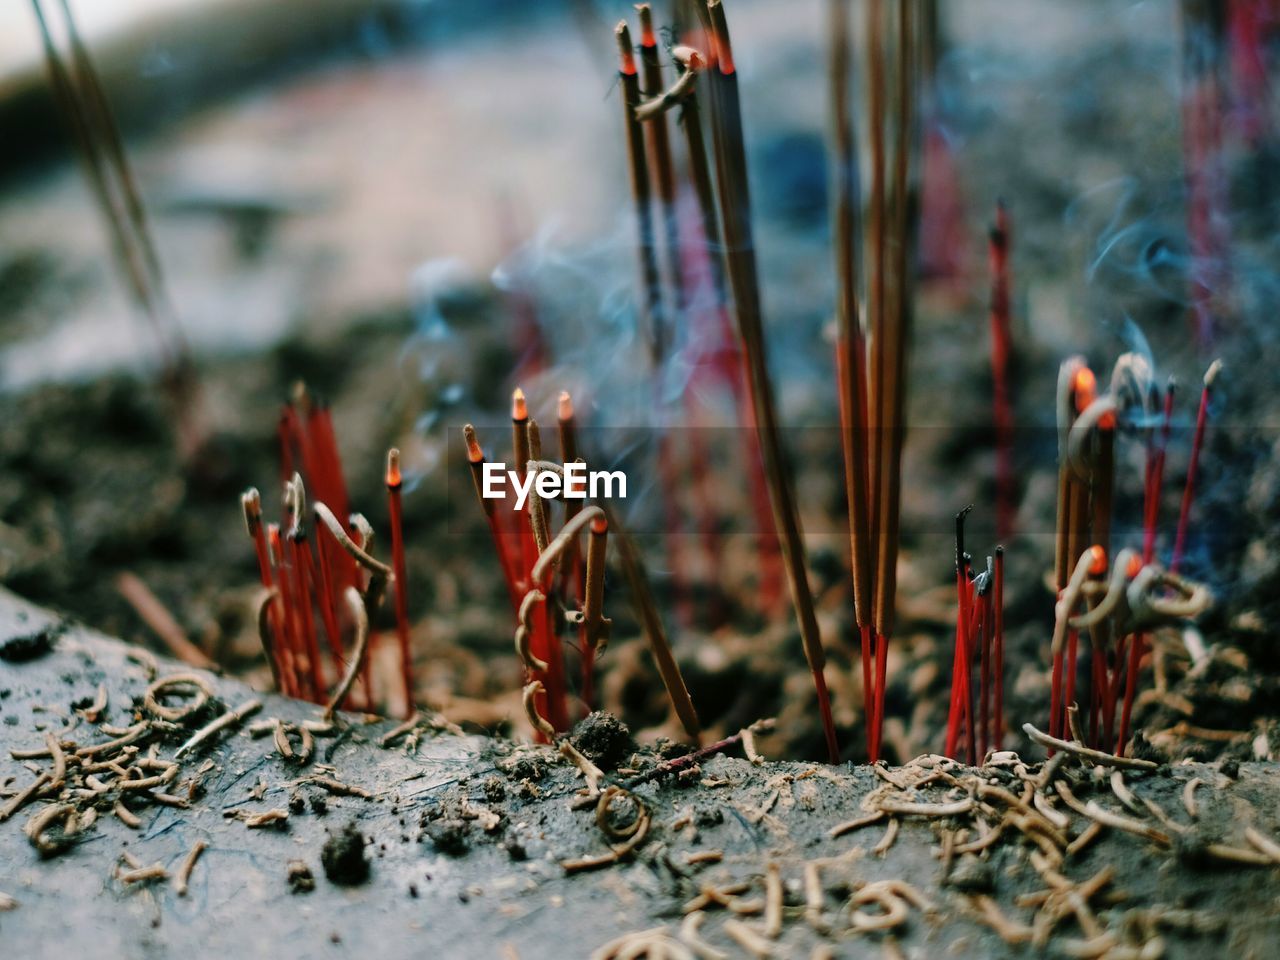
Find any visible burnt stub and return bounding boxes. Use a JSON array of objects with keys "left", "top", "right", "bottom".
[
  {"left": 569, "top": 711, "right": 634, "bottom": 771},
  {"left": 321, "top": 822, "right": 369, "bottom": 885}
]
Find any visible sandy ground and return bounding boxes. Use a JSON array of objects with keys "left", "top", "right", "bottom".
[{"left": 4, "top": 586, "right": 1280, "bottom": 958}]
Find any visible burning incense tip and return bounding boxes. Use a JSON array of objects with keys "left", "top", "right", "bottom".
[
  {"left": 1126, "top": 553, "right": 1144, "bottom": 578},
  {"left": 512, "top": 387, "right": 528, "bottom": 421},
  {"left": 558, "top": 390, "right": 574, "bottom": 422},
  {"left": 615, "top": 22, "right": 637, "bottom": 76},
  {"left": 1072, "top": 367, "right": 1097, "bottom": 412},
  {"left": 385, "top": 448, "right": 402, "bottom": 488},
  {"left": 636, "top": 4, "right": 656, "bottom": 47},
  {"left": 1204, "top": 358, "right": 1223, "bottom": 388},
  {"left": 1087, "top": 545, "right": 1108, "bottom": 576},
  {"left": 591, "top": 515, "right": 609, "bottom": 535},
  {"left": 463, "top": 424, "right": 484, "bottom": 464},
  {"left": 707, "top": 0, "right": 736, "bottom": 75},
  {"left": 241, "top": 488, "right": 262, "bottom": 535}
]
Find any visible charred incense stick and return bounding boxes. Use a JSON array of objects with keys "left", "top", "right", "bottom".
[
  {"left": 616, "top": 22, "right": 667, "bottom": 365},
  {"left": 385, "top": 449, "right": 415, "bottom": 717},
  {"left": 704, "top": 0, "right": 839, "bottom": 763}
]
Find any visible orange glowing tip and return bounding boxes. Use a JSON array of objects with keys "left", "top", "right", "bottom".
[
  {"left": 1086, "top": 545, "right": 1108, "bottom": 576},
  {"left": 558, "top": 390, "right": 574, "bottom": 422},
  {"left": 615, "top": 21, "right": 637, "bottom": 76},
  {"left": 1072, "top": 367, "right": 1097, "bottom": 413},
  {"left": 385, "top": 447, "right": 402, "bottom": 488},
  {"left": 463, "top": 424, "right": 484, "bottom": 464},
  {"left": 1126, "top": 554, "right": 1144, "bottom": 578},
  {"left": 636, "top": 3, "right": 657, "bottom": 47},
  {"left": 512, "top": 387, "right": 528, "bottom": 421},
  {"left": 708, "top": 0, "right": 736, "bottom": 75},
  {"left": 267, "top": 523, "right": 284, "bottom": 561},
  {"left": 241, "top": 487, "right": 262, "bottom": 535},
  {"left": 591, "top": 515, "right": 609, "bottom": 535}
]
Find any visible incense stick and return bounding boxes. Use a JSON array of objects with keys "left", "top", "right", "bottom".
[
  {"left": 1171, "top": 359, "right": 1222, "bottom": 573},
  {"left": 385, "top": 449, "right": 416, "bottom": 718}
]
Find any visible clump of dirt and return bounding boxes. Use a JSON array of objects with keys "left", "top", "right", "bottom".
[
  {"left": 0, "top": 624, "right": 58, "bottom": 662},
  {"left": 424, "top": 818, "right": 471, "bottom": 856},
  {"left": 321, "top": 822, "right": 369, "bottom": 885},
  {"left": 569, "top": 711, "right": 634, "bottom": 770},
  {"left": 287, "top": 859, "right": 316, "bottom": 894}
]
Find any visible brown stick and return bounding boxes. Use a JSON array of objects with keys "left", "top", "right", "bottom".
[
  {"left": 600, "top": 502, "right": 701, "bottom": 742},
  {"left": 115, "top": 572, "right": 215, "bottom": 671}
]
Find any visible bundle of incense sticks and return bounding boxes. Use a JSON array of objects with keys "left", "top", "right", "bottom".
[
  {"left": 510, "top": 391, "right": 569, "bottom": 735},
  {"left": 240, "top": 387, "right": 425, "bottom": 716},
  {"left": 465, "top": 393, "right": 702, "bottom": 743},
  {"left": 618, "top": 7, "right": 783, "bottom": 623},
  {"left": 944, "top": 507, "right": 1005, "bottom": 764},
  {"left": 1045, "top": 353, "right": 1220, "bottom": 755},
  {"left": 827, "top": 0, "right": 920, "bottom": 760},
  {"left": 241, "top": 464, "right": 399, "bottom": 715},
  {"left": 693, "top": 0, "right": 841, "bottom": 762},
  {"left": 278, "top": 387, "right": 370, "bottom": 702}
]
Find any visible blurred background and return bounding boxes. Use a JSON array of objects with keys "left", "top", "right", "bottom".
[{"left": 1, "top": 0, "right": 1274, "bottom": 759}]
